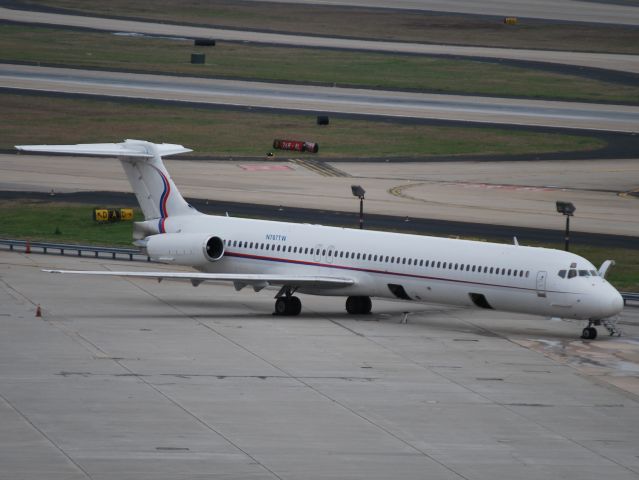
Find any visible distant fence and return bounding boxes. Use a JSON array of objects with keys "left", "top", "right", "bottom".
[
  {"left": 0, "top": 238, "right": 150, "bottom": 262},
  {"left": 622, "top": 292, "right": 639, "bottom": 306}
]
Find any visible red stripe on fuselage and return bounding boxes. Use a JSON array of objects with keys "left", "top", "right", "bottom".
[{"left": 223, "top": 251, "right": 572, "bottom": 294}]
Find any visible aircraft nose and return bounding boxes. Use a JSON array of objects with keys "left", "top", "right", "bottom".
[
  {"left": 599, "top": 286, "right": 624, "bottom": 318},
  {"left": 609, "top": 290, "right": 624, "bottom": 316}
]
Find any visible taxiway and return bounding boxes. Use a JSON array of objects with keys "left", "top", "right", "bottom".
[{"left": 1, "top": 250, "right": 639, "bottom": 479}]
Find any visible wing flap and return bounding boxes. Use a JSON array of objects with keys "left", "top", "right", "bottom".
[{"left": 43, "top": 269, "right": 354, "bottom": 288}]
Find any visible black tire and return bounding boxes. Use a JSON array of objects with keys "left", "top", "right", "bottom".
[
  {"left": 275, "top": 297, "right": 288, "bottom": 315},
  {"left": 289, "top": 296, "right": 302, "bottom": 316},
  {"left": 360, "top": 296, "right": 372, "bottom": 314},
  {"left": 346, "top": 296, "right": 359, "bottom": 314},
  {"left": 581, "top": 327, "right": 597, "bottom": 340},
  {"left": 346, "top": 296, "right": 372, "bottom": 314}
]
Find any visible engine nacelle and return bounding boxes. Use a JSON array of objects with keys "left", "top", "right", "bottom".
[{"left": 143, "top": 233, "right": 224, "bottom": 266}]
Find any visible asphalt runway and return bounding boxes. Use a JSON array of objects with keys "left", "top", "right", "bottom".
[
  {"left": 245, "top": 0, "right": 639, "bottom": 26},
  {"left": 2, "top": 250, "right": 639, "bottom": 480},
  {"left": 2, "top": 154, "right": 638, "bottom": 239},
  {"left": 2, "top": 64, "right": 639, "bottom": 132},
  {"left": 2, "top": 7, "right": 639, "bottom": 74}
]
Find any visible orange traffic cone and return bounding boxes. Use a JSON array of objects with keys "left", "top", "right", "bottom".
[
  {"left": 35, "top": 305, "right": 42, "bottom": 317},
  {"left": 25, "top": 240, "right": 31, "bottom": 254}
]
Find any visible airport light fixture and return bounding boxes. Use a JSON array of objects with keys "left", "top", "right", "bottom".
[
  {"left": 556, "top": 201, "right": 575, "bottom": 251},
  {"left": 351, "top": 185, "right": 366, "bottom": 229}
]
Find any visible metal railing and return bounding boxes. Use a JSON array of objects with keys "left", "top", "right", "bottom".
[
  {"left": 622, "top": 292, "right": 639, "bottom": 305},
  {"left": 0, "top": 238, "right": 150, "bottom": 262}
]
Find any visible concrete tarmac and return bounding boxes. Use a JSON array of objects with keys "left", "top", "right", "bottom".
[
  {"left": 2, "top": 64, "right": 639, "bottom": 132},
  {"left": 247, "top": 0, "right": 639, "bottom": 26},
  {"left": 2, "top": 7, "right": 639, "bottom": 74},
  {"left": 2, "top": 154, "right": 638, "bottom": 237},
  {"left": 1, "top": 250, "right": 639, "bottom": 479}
]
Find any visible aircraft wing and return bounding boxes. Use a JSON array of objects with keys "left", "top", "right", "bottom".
[{"left": 43, "top": 269, "right": 354, "bottom": 290}]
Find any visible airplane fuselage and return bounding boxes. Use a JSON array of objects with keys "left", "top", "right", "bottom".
[{"left": 161, "top": 213, "right": 623, "bottom": 321}]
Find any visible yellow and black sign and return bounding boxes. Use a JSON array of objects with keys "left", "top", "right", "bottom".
[
  {"left": 504, "top": 17, "right": 518, "bottom": 25},
  {"left": 93, "top": 208, "right": 134, "bottom": 223}
]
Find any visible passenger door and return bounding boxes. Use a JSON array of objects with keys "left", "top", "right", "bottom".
[{"left": 536, "top": 271, "right": 547, "bottom": 298}]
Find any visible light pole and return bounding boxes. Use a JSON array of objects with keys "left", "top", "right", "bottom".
[
  {"left": 351, "top": 185, "right": 366, "bottom": 229},
  {"left": 556, "top": 201, "right": 575, "bottom": 251}
]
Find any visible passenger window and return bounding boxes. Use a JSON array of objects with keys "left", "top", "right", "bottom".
[
  {"left": 368, "top": 254, "right": 372, "bottom": 261},
  {"left": 425, "top": 260, "right": 429, "bottom": 267},
  {"left": 526, "top": 271, "right": 530, "bottom": 278},
  {"left": 472, "top": 266, "right": 476, "bottom": 272},
  {"left": 419, "top": 260, "right": 423, "bottom": 266},
  {"left": 322, "top": 249, "right": 326, "bottom": 256},
  {"left": 568, "top": 269, "right": 577, "bottom": 279},
  {"left": 310, "top": 248, "right": 314, "bottom": 255},
  {"left": 558, "top": 270, "right": 566, "bottom": 278}
]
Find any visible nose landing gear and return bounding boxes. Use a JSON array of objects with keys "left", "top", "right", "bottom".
[
  {"left": 581, "top": 318, "right": 623, "bottom": 339},
  {"left": 581, "top": 324, "right": 598, "bottom": 340}
]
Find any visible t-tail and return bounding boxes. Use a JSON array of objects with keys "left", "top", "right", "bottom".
[{"left": 15, "top": 139, "right": 201, "bottom": 236}]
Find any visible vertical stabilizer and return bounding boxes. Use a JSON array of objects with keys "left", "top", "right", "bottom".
[
  {"left": 16, "top": 139, "right": 200, "bottom": 229},
  {"left": 117, "top": 140, "right": 197, "bottom": 224}
]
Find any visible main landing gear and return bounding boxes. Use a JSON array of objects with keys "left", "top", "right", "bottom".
[
  {"left": 346, "top": 296, "right": 372, "bottom": 315},
  {"left": 273, "top": 286, "right": 302, "bottom": 316}
]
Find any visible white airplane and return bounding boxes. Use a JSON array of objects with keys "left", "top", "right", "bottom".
[{"left": 16, "top": 140, "right": 624, "bottom": 340}]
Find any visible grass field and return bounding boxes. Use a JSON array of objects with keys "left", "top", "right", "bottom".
[
  {"left": 22, "top": 0, "right": 639, "bottom": 54},
  {"left": 3, "top": 25, "right": 638, "bottom": 104},
  {"left": 0, "top": 92, "right": 607, "bottom": 158},
  {"left": 0, "top": 201, "right": 144, "bottom": 247},
  {"left": 1, "top": 200, "right": 637, "bottom": 291}
]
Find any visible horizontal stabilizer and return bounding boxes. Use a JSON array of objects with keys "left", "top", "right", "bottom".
[
  {"left": 44, "top": 269, "right": 355, "bottom": 289},
  {"left": 15, "top": 139, "right": 192, "bottom": 158}
]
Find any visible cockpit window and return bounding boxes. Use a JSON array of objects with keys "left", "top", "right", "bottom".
[
  {"left": 590, "top": 270, "right": 598, "bottom": 276},
  {"left": 558, "top": 270, "right": 566, "bottom": 278},
  {"left": 567, "top": 269, "right": 577, "bottom": 279},
  {"left": 578, "top": 270, "right": 590, "bottom": 277}
]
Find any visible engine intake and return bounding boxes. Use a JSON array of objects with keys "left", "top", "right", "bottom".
[
  {"left": 205, "top": 236, "right": 224, "bottom": 261},
  {"left": 144, "top": 233, "right": 225, "bottom": 265}
]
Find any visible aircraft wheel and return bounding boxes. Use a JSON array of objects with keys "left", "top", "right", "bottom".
[
  {"left": 274, "top": 296, "right": 302, "bottom": 316},
  {"left": 581, "top": 326, "right": 598, "bottom": 340},
  {"left": 275, "top": 297, "right": 288, "bottom": 316},
  {"left": 345, "top": 296, "right": 372, "bottom": 314},
  {"left": 289, "top": 296, "right": 302, "bottom": 316}
]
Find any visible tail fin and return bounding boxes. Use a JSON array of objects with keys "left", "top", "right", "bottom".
[{"left": 16, "top": 139, "right": 199, "bottom": 225}]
